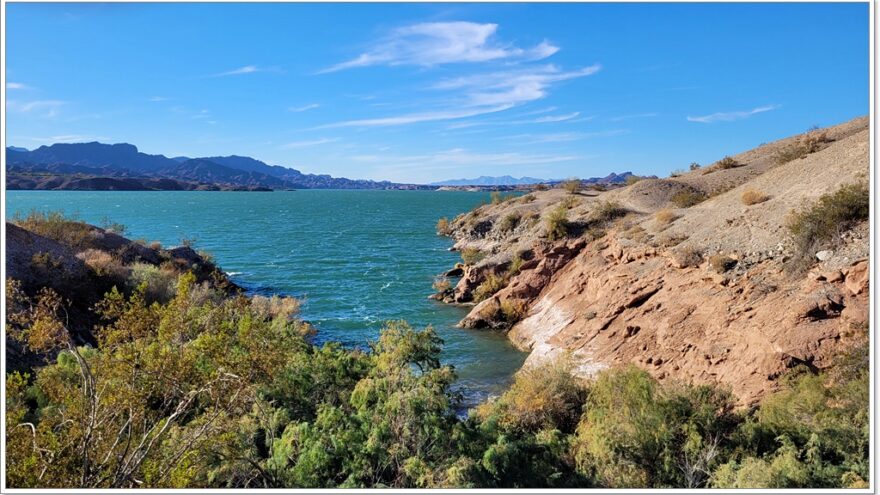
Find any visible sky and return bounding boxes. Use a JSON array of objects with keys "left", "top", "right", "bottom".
[{"left": 5, "top": 2, "right": 869, "bottom": 184}]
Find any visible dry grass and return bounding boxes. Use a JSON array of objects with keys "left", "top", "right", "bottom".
[
  {"left": 499, "top": 299, "right": 529, "bottom": 323},
  {"left": 591, "top": 201, "right": 628, "bottom": 224},
  {"left": 671, "top": 190, "right": 707, "bottom": 208},
  {"left": 432, "top": 276, "right": 451, "bottom": 293},
  {"left": 498, "top": 212, "right": 521, "bottom": 233},
  {"left": 251, "top": 294, "right": 302, "bottom": 321},
  {"left": 436, "top": 217, "right": 452, "bottom": 236},
  {"left": 77, "top": 248, "right": 129, "bottom": 281},
  {"left": 702, "top": 156, "right": 743, "bottom": 175},
  {"left": 774, "top": 130, "right": 833, "bottom": 165},
  {"left": 460, "top": 247, "right": 485, "bottom": 265},
  {"left": 654, "top": 208, "right": 678, "bottom": 226},
  {"left": 474, "top": 273, "right": 506, "bottom": 302},
  {"left": 741, "top": 189, "right": 770, "bottom": 205},
  {"left": 625, "top": 175, "right": 645, "bottom": 186},
  {"left": 708, "top": 254, "right": 737, "bottom": 273},
  {"left": 562, "top": 178, "right": 582, "bottom": 194},
  {"left": 672, "top": 246, "right": 703, "bottom": 268},
  {"left": 545, "top": 204, "right": 570, "bottom": 241}
]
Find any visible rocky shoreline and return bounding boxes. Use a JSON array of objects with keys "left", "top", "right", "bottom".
[{"left": 431, "top": 116, "right": 870, "bottom": 405}]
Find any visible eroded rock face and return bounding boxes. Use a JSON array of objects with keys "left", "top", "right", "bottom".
[{"left": 501, "top": 235, "right": 867, "bottom": 405}]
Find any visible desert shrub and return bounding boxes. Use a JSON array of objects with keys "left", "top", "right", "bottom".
[
  {"left": 99, "top": 216, "right": 126, "bottom": 235},
  {"left": 741, "top": 189, "right": 770, "bottom": 205},
  {"left": 498, "top": 212, "right": 521, "bottom": 232},
  {"left": 533, "top": 183, "right": 548, "bottom": 191},
  {"left": 560, "top": 196, "right": 581, "bottom": 210},
  {"left": 625, "top": 175, "right": 644, "bottom": 186},
  {"left": 180, "top": 236, "right": 197, "bottom": 248},
  {"left": 499, "top": 299, "right": 528, "bottom": 323},
  {"left": 588, "top": 183, "right": 607, "bottom": 192},
  {"left": 506, "top": 255, "right": 524, "bottom": 277},
  {"left": 773, "top": 130, "right": 832, "bottom": 165},
  {"left": 702, "top": 157, "right": 743, "bottom": 175},
  {"left": 671, "top": 190, "right": 707, "bottom": 208},
  {"left": 474, "top": 273, "right": 506, "bottom": 302},
  {"left": 591, "top": 200, "right": 628, "bottom": 224},
  {"left": 149, "top": 241, "right": 163, "bottom": 251},
  {"left": 654, "top": 208, "right": 678, "bottom": 226},
  {"left": 490, "top": 191, "right": 503, "bottom": 205},
  {"left": 520, "top": 194, "right": 536, "bottom": 203},
  {"left": 436, "top": 217, "right": 452, "bottom": 235},
  {"left": 475, "top": 359, "right": 588, "bottom": 434},
  {"left": 12, "top": 210, "right": 94, "bottom": 249},
  {"left": 432, "top": 276, "right": 451, "bottom": 293},
  {"left": 77, "top": 248, "right": 129, "bottom": 281},
  {"left": 689, "top": 162, "right": 701, "bottom": 171},
  {"left": 545, "top": 204, "right": 570, "bottom": 241},
  {"left": 670, "top": 169, "right": 687, "bottom": 178},
  {"left": 709, "top": 254, "right": 737, "bottom": 273},
  {"left": 460, "top": 247, "right": 485, "bottom": 265},
  {"left": 672, "top": 246, "right": 703, "bottom": 268},
  {"left": 621, "top": 225, "right": 649, "bottom": 243},
  {"left": 786, "top": 181, "right": 869, "bottom": 273},
  {"left": 657, "top": 233, "right": 688, "bottom": 248},
  {"left": 562, "top": 178, "right": 582, "bottom": 194},
  {"left": 126, "top": 262, "right": 178, "bottom": 303},
  {"left": 573, "top": 365, "right": 739, "bottom": 488},
  {"left": 251, "top": 294, "right": 302, "bottom": 321}
]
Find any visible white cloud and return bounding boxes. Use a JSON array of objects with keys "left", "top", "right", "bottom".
[
  {"left": 149, "top": 96, "right": 169, "bottom": 102},
  {"left": 319, "top": 21, "right": 559, "bottom": 73},
  {"left": 319, "top": 64, "right": 599, "bottom": 128},
  {"left": 211, "top": 65, "right": 280, "bottom": 77},
  {"left": 318, "top": 104, "right": 514, "bottom": 128},
  {"left": 533, "top": 111, "right": 581, "bottom": 123},
  {"left": 289, "top": 103, "right": 320, "bottom": 112},
  {"left": 26, "top": 134, "right": 108, "bottom": 143},
  {"left": 434, "top": 64, "right": 601, "bottom": 108},
  {"left": 8, "top": 100, "right": 67, "bottom": 117},
  {"left": 280, "top": 137, "right": 339, "bottom": 149},
  {"left": 351, "top": 148, "right": 577, "bottom": 170},
  {"left": 503, "top": 129, "right": 629, "bottom": 144},
  {"left": 687, "top": 105, "right": 779, "bottom": 123},
  {"left": 6, "top": 82, "right": 30, "bottom": 90},
  {"left": 610, "top": 112, "right": 658, "bottom": 122}
]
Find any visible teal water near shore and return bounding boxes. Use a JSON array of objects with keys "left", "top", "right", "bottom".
[{"left": 5, "top": 190, "right": 526, "bottom": 406}]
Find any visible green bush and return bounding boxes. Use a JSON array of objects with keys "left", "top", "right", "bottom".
[
  {"left": 786, "top": 181, "right": 869, "bottom": 274},
  {"left": 498, "top": 212, "right": 521, "bottom": 233},
  {"left": 460, "top": 247, "right": 485, "bottom": 265},
  {"left": 126, "top": 262, "right": 179, "bottom": 304},
  {"left": 545, "top": 205, "right": 570, "bottom": 241},
  {"left": 473, "top": 273, "right": 506, "bottom": 302}
]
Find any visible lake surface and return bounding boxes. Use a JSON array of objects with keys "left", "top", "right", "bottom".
[{"left": 5, "top": 190, "right": 526, "bottom": 407}]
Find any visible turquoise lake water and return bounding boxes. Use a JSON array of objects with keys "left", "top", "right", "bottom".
[{"left": 5, "top": 190, "right": 527, "bottom": 406}]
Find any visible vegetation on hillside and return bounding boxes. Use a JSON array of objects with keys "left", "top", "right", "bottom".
[{"left": 6, "top": 263, "right": 868, "bottom": 488}]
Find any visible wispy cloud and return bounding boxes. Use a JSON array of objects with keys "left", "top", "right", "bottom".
[
  {"left": 351, "top": 148, "right": 577, "bottom": 170},
  {"left": 503, "top": 129, "right": 629, "bottom": 144},
  {"left": 6, "top": 82, "right": 31, "bottom": 90},
  {"left": 318, "top": 104, "right": 514, "bottom": 128},
  {"left": 534, "top": 111, "right": 581, "bottom": 123},
  {"left": 610, "top": 112, "right": 658, "bottom": 122},
  {"left": 8, "top": 100, "right": 67, "bottom": 117},
  {"left": 280, "top": 137, "right": 340, "bottom": 149},
  {"left": 433, "top": 64, "right": 601, "bottom": 107},
  {"left": 319, "top": 21, "right": 558, "bottom": 73},
  {"left": 321, "top": 64, "right": 599, "bottom": 128},
  {"left": 289, "top": 103, "right": 320, "bottom": 112},
  {"left": 211, "top": 65, "right": 280, "bottom": 77},
  {"left": 148, "top": 96, "right": 169, "bottom": 102},
  {"left": 26, "top": 134, "right": 108, "bottom": 143},
  {"left": 687, "top": 105, "right": 779, "bottom": 124}
]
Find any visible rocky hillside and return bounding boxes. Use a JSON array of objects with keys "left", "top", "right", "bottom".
[
  {"left": 6, "top": 215, "right": 238, "bottom": 371},
  {"left": 435, "top": 116, "right": 869, "bottom": 405}
]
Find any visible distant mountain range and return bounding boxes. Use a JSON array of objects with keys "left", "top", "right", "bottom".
[
  {"left": 6, "top": 142, "right": 431, "bottom": 191},
  {"left": 430, "top": 172, "right": 641, "bottom": 187}
]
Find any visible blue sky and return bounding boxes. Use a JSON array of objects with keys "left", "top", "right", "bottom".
[{"left": 5, "top": 2, "right": 869, "bottom": 184}]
